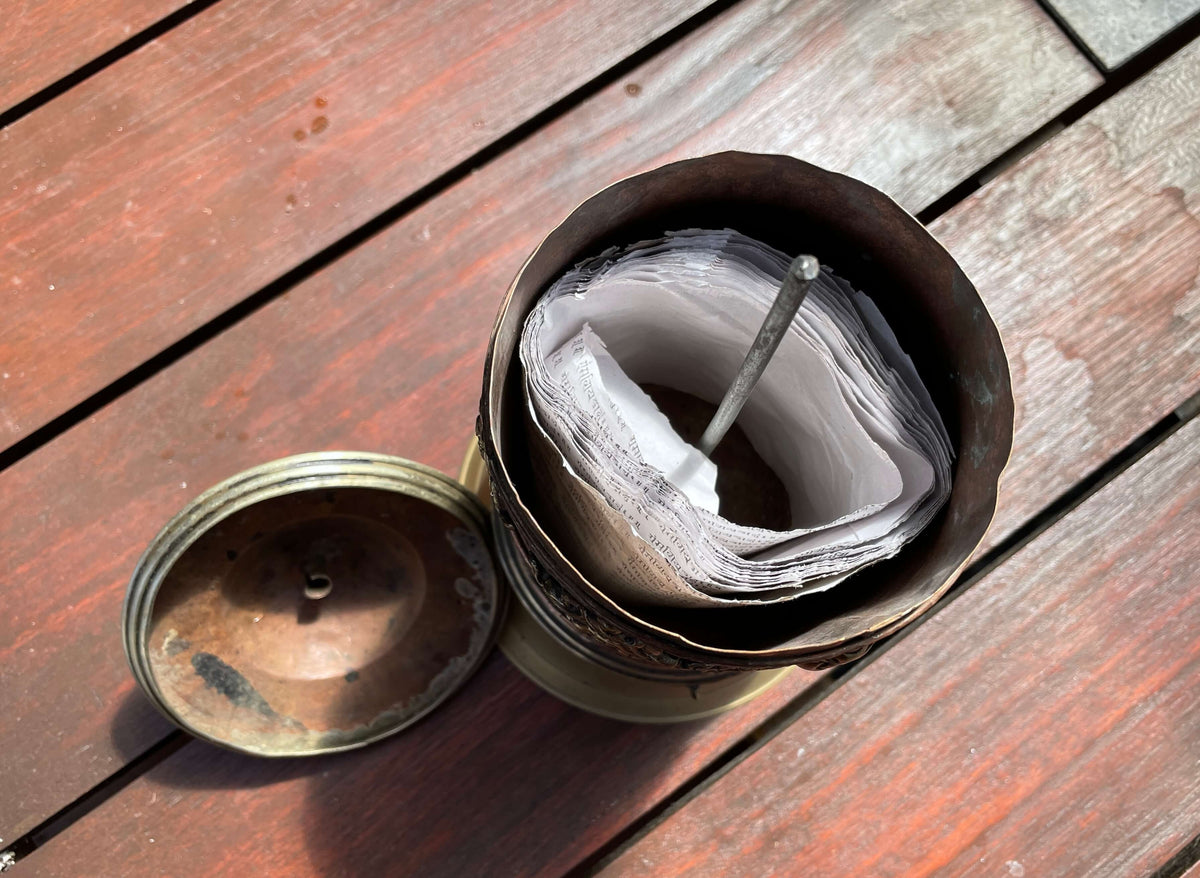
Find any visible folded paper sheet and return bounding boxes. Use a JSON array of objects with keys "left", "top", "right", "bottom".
[{"left": 519, "top": 230, "right": 952, "bottom": 608}]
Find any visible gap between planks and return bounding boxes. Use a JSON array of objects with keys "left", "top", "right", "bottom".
[
  {"left": 0, "top": 0, "right": 225, "bottom": 132},
  {"left": 1152, "top": 828, "right": 1200, "bottom": 878},
  {"left": 915, "top": 8, "right": 1200, "bottom": 225},
  {"left": 573, "top": 387, "right": 1200, "bottom": 877},
  {"left": 0, "top": 732, "right": 188, "bottom": 869},
  {"left": 1029, "top": 0, "right": 1110, "bottom": 71}
]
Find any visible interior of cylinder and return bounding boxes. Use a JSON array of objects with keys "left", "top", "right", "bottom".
[{"left": 641, "top": 384, "right": 791, "bottom": 532}]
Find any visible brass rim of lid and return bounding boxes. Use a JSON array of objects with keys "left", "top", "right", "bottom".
[{"left": 123, "top": 451, "right": 503, "bottom": 756}]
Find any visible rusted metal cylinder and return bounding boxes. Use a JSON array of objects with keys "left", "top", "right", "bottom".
[{"left": 479, "top": 151, "right": 1014, "bottom": 675}]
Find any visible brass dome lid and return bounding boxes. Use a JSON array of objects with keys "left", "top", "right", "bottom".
[{"left": 123, "top": 452, "right": 504, "bottom": 756}]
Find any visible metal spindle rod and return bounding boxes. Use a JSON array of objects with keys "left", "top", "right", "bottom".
[{"left": 696, "top": 253, "right": 819, "bottom": 457}]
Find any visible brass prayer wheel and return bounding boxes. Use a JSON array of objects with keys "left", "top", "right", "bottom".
[
  {"left": 123, "top": 152, "right": 1013, "bottom": 752},
  {"left": 479, "top": 151, "right": 1013, "bottom": 675}
]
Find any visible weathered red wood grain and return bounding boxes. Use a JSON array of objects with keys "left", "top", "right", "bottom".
[
  {"left": 0, "top": 0, "right": 190, "bottom": 113},
  {"left": 1044, "top": 0, "right": 1200, "bottom": 67},
  {"left": 0, "top": 0, "right": 1095, "bottom": 848},
  {"left": 0, "top": 0, "right": 712, "bottom": 450},
  {"left": 939, "top": 40, "right": 1200, "bottom": 551},
  {"left": 28, "top": 656, "right": 813, "bottom": 877},
  {"left": 601, "top": 414, "right": 1200, "bottom": 878}
]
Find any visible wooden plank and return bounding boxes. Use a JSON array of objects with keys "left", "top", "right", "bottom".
[
  {"left": 1045, "top": 0, "right": 1200, "bottom": 68},
  {"left": 938, "top": 41, "right": 1200, "bottom": 549},
  {"left": 0, "top": 0, "right": 1095, "bottom": 849},
  {"left": 0, "top": 0, "right": 712, "bottom": 452},
  {"left": 0, "top": 0, "right": 190, "bottom": 114},
  {"left": 600, "top": 416, "right": 1200, "bottom": 878},
  {"left": 25, "top": 655, "right": 812, "bottom": 877}
]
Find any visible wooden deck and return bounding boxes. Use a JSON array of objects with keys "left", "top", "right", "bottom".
[{"left": 2, "top": 1, "right": 1198, "bottom": 874}]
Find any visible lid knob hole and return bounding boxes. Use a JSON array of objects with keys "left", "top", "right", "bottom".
[{"left": 304, "top": 572, "right": 333, "bottom": 601}]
